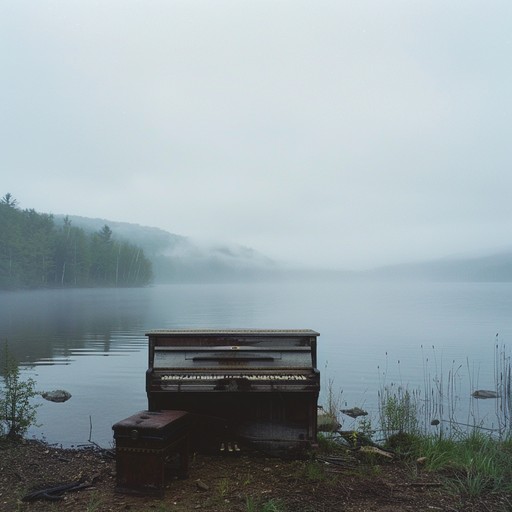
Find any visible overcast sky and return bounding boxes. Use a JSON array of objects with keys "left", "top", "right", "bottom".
[{"left": 1, "top": 1, "right": 511, "bottom": 269}]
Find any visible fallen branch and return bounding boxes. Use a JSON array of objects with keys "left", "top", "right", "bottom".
[
  {"left": 409, "top": 482, "right": 443, "bottom": 488},
  {"left": 358, "top": 445, "right": 394, "bottom": 459},
  {"left": 397, "top": 481, "right": 443, "bottom": 488},
  {"left": 22, "top": 473, "right": 100, "bottom": 502}
]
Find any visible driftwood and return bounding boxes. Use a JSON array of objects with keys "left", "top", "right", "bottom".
[
  {"left": 22, "top": 473, "right": 100, "bottom": 502},
  {"left": 358, "top": 445, "right": 394, "bottom": 459}
]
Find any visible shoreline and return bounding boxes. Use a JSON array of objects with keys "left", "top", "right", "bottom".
[{"left": 1, "top": 437, "right": 507, "bottom": 512}]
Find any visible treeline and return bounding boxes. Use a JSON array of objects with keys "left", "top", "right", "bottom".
[{"left": 0, "top": 194, "right": 152, "bottom": 289}]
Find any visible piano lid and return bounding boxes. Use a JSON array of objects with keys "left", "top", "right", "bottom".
[{"left": 146, "top": 329, "right": 319, "bottom": 337}]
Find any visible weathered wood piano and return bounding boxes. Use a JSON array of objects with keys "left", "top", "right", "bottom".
[{"left": 145, "top": 329, "right": 320, "bottom": 455}]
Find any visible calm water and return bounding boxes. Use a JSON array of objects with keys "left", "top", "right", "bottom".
[{"left": 0, "top": 280, "right": 511, "bottom": 447}]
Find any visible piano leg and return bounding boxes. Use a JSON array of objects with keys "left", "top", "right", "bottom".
[{"left": 177, "top": 432, "right": 190, "bottom": 479}]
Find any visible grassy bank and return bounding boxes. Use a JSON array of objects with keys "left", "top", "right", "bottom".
[{"left": 319, "top": 342, "right": 512, "bottom": 501}]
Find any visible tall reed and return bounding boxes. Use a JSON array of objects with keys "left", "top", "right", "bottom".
[
  {"left": 375, "top": 341, "right": 512, "bottom": 442},
  {"left": 494, "top": 339, "right": 512, "bottom": 437}
]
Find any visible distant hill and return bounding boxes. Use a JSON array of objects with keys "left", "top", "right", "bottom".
[
  {"left": 55, "top": 215, "right": 280, "bottom": 283},
  {"left": 364, "top": 252, "right": 512, "bottom": 282},
  {"left": 54, "top": 215, "right": 184, "bottom": 255}
]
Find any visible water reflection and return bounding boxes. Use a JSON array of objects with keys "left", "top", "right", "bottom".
[{"left": 0, "top": 288, "right": 151, "bottom": 367}]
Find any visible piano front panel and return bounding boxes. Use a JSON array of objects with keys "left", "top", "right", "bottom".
[
  {"left": 153, "top": 347, "right": 313, "bottom": 370},
  {"left": 148, "top": 390, "right": 318, "bottom": 440}
]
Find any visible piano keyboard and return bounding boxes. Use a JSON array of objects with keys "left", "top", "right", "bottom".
[{"left": 159, "top": 374, "right": 308, "bottom": 381}]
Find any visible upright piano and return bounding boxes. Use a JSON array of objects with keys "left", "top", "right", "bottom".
[{"left": 146, "top": 329, "right": 320, "bottom": 455}]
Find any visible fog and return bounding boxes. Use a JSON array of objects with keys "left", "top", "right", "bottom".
[{"left": 1, "top": 1, "right": 511, "bottom": 269}]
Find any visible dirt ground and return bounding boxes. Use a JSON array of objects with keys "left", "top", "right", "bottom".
[{"left": 0, "top": 439, "right": 509, "bottom": 512}]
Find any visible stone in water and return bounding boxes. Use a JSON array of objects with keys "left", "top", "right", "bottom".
[{"left": 41, "top": 390, "right": 72, "bottom": 403}]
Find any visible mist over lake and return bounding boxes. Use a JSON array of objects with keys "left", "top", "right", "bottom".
[{"left": 1, "top": 279, "right": 510, "bottom": 447}]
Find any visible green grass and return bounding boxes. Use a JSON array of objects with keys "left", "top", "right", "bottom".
[
  {"left": 303, "top": 460, "right": 327, "bottom": 482},
  {"left": 216, "top": 477, "right": 230, "bottom": 498},
  {"left": 379, "top": 421, "right": 512, "bottom": 497},
  {"left": 85, "top": 492, "right": 104, "bottom": 512},
  {"left": 246, "top": 497, "right": 287, "bottom": 512},
  {"left": 316, "top": 432, "right": 346, "bottom": 454},
  {"left": 415, "top": 432, "right": 512, "bottom": 496}
]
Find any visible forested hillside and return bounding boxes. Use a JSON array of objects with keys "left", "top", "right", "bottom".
[
  {"left": 57, "top": 214, "right": 280, "bottom": 283},
  {"left": 0, "top": 194, "right": 152, "bottom": 289}
]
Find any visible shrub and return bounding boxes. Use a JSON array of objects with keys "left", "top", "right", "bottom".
[
  {"left": 0, "top": 343, "right": 40, "bottom": 439},
  {"left": 378, "top": 385, "right": 419, "bottom": 444}
]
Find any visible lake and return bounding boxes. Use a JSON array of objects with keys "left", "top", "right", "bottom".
[{"left": 1, "top": 279, "right": 511, "bottom": 447}]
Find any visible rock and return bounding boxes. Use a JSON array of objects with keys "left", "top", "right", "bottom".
[
  {"left": 196, "top": 479, "right": 209, "bottom": 491},
  {"left": 340, "top": 407, "right": 368, "bottom": 419},
  {"left": 41, "top": 390, "right": 72, "bottom": 403},
  {"left": 472, "top": 390, "right": 499, "bottom": 399},
  {"left": 317, "top": 410, "right": 340, "bottom": 432}
]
